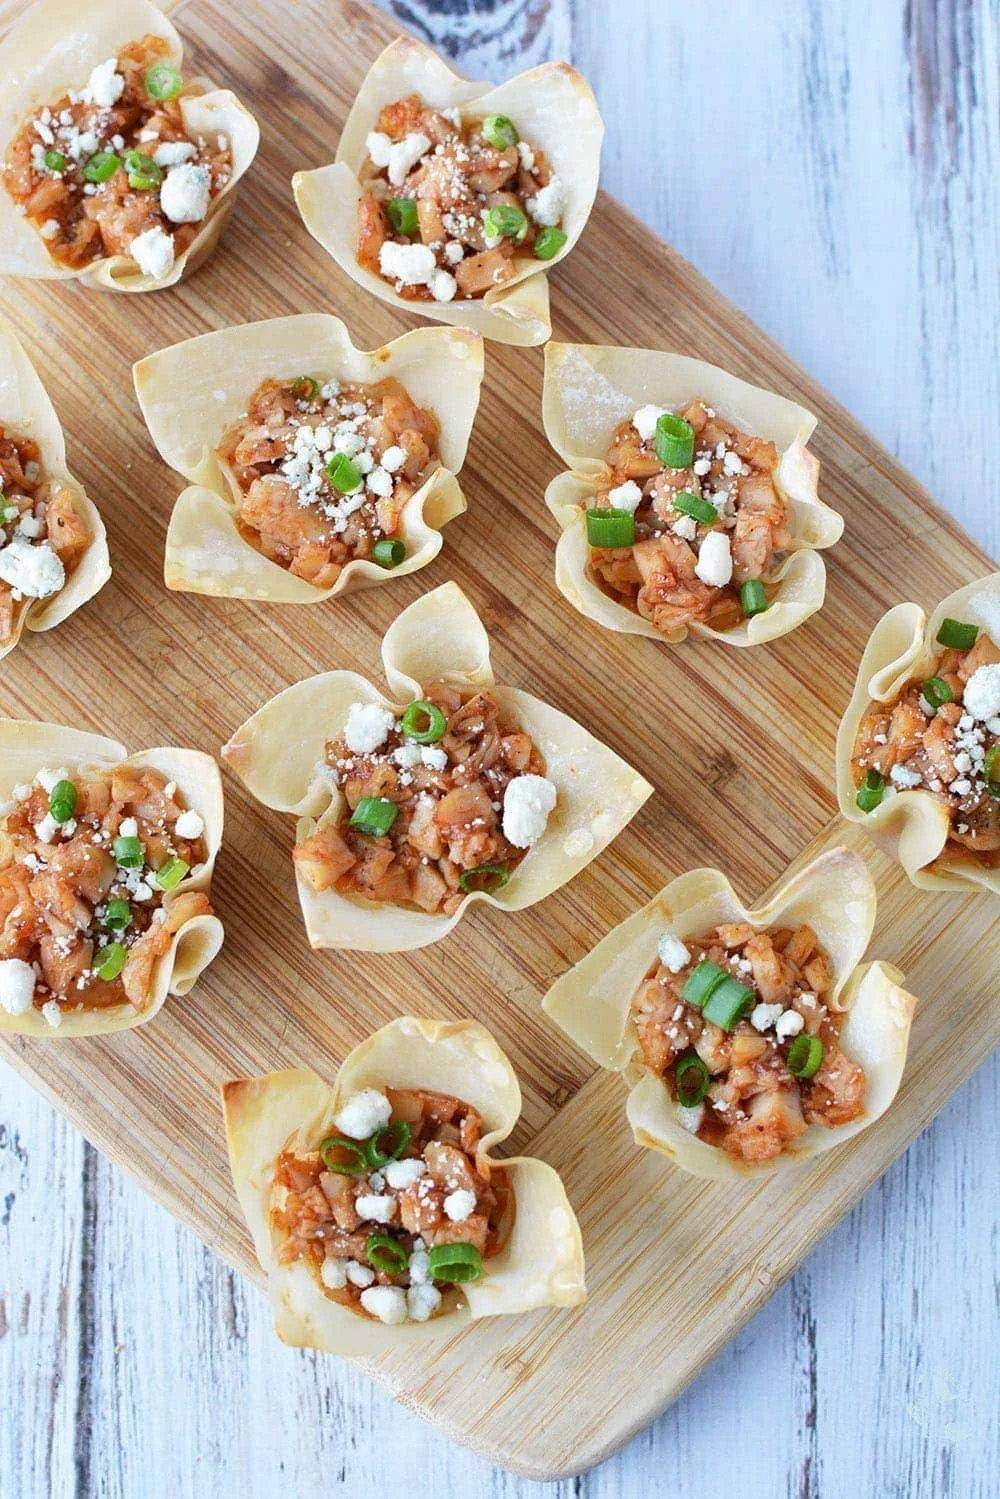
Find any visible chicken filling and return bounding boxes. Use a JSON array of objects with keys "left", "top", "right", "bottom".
[
  {"left": 358, "top": 95, "right": 567, "bottom": 302},
  {"left": 0, "top": 426, "right": 89, "bottom": 645},
  {"left": 3, "top": 37, "right": 230, "bottom": 278},
  {"left": 272, "top": 1085, "right": 510, "bottom": 1325},
  {"left": 587, "top": 399, "right": 791, "bottom": 634},
  {"left": 633, "top": 922, "right": 865, "bottom": 1164},
  {"left": 0, "top": 764, "right": 211, "bottom": 1025},
  {"left": 294, "top": 690, "right": 557, "bottom": 914},
  {"left": 217, "top": 374, "right": 440, "bottom": 589}
]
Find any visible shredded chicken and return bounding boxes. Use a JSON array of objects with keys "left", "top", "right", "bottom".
[{"left": 0, "top": 426, "right": 89, "bottom": 643}]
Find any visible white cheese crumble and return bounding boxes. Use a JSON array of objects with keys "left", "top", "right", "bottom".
[
  {"left": 160, "top": 163, "right": 211, "bottom": 224},
  {"left": 0, "top": 536, "right": 64, "bottom": 598},
  {"left": 407, "top": 1247, "right": 432, "bottom": 1284},
  {"left": 516, "top": 140, "right": 536, "bottom": 172},
  {"left": 386, "top": 131, "right": 431, "bottom": 187},
  {"left": 0, "top": 958, "right": 35, "bottom": 1015},
  {"left": 366, "top": 466, "right": 393, "bottom": 498},
  {"left": 345, "top": 1261, "right": 375, "bottom": 1288},
  {"left": 890, "top": 763, "right": 922, "bottom": 789},
  {"left": 33, "top": 813, "right": 60, "bottom": 844},
  {"left": 320, "top": 1256, "right": 348, "bottom": 1290},
  {"left": 502, "top": 774, "right": 557, "bottom": 849},
  {"left": 632, "top": 405, "right": 665, "bottom": 443},
  {"left": 344, "top": 702, "right": 396, "bottom": 754},
  {"left": 607, "top": 480, "right": 643, "bottom": 514},
  {"left": 381, "top": 445, "right": 407, "bottom": 473},
  {"left": 41, "top": 999, "right": 63, "bottom": 1028},
  {"left": 750, "top": 1002, "right": 784, "bottom": 1033},
  {"left": 774, "top": 1009, "right": 805, "bottom": 1041},
  {"left": 443, "top": 1188, "right": 477, "bottom": 1222},
  {"left": 443, "top": 239, "right": 465, "bottom": 265},
  {"left": 677, "top": 1103, "right": 704, "bottom": 1134},
  {"left": 419, "top": 745, "right": 447, "bottom": 771},
  {"left": 378, "top": 239, "right": 437, "bottom": 287},
  {"left": 119, "top": 817, "right": 139, "bottom": 838},
  {"left": 693, "top": 530, "right": 733, "bottom": 588},
  {"left": 364, "top": 131, "right": 393, "bottom": 167},
  {"left": 360, "top": 1285, "right": 409, "bottom": 1324},
  {"left": 332, "top": 1088, "right": 392, "bottom": 1140},
  {"left": 383, "top": 1158, "right": 426, "bottom": 1190},
  {"left": 657, "top": 933, "right": 690, "bottom": 973},
  {"left": 355, "top": 1193, "right": 397, "bottom": 1224},
  {"left": 35, "top": 766, "right": 68, "bottom": 793},
  {"left": 406, "top": 1284, "right": 442, "bottom": 1322},
  {"left": 429, "top": 268, "right": 457, "bottom": 302},
  {"left": 526, "top": 176, "right": 566, "bottom": 226},
  {"left": 152, "top": 140, "right": 197, "bottom": 168},
  {"left": 81, "top": 58, "right": 124, "bottom": 108},
  {"left": 962, "top": 664, "right": 1000, "bottom": 721},
  {"left": 130, "top": 226, "right": 175, "bottom": 279},
  {"left": 174, "top": 810, "right": 204, "bottom": 840}
]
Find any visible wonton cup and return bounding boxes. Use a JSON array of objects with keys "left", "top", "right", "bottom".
[
  {"left": 0, "top": 0, "right": 259, "bottom": 291},
  {"left": 292, "top": 37, "right": 604, "bottom": 347},
  {"left": 134, "top": 315, "right": 484, "bottom": 602},
  {"left": 836, "top": 572, "right": 1000, "bottom": 894},
  {"left": 0, "top": 718, "right": 224, "bottom": 1036},
  {"left": 222, "top": 581, "right": 652, "bottom": 951},
  {"left": 543, "top": 342, "right": 843, "bottom": 645},
  {"left": 222, "top": 1016, "right": 587, "bottom": 1354},
  {"left": 543, "top": 848, "right": 916, "bottom": 1180},
  {"left": 0, "top": 319, "right": 109, "bottom": 658}
]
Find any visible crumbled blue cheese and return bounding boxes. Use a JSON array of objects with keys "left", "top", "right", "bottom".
[
  {"left": 384, "top": 1158, "right": 426, "bottom": 1190},
  {"left": 355, "top": 1193, "right": 397, "bottom": 1224},
  {"left": 364, "top": 130, "right": 393, "bottom": 168},
  {"left": 608, "top": 480, "right": 643, "bottom": 514},
  {"left": 890, "top": 763, "right": 922, "bottom": 789},
  {"left": 320, "top": 1256, "right": 348, "bottom": 1290},
  {"left": 443, "top": 1188, "right": 476, "bottom": 1222},
  {"left": 632, "top": 405, "right": 665, "bottom": 443},
  {"left": 333, "top": 1087, "right": 392, "bottom": 1139},
  {"left": 0, "top": 535, "right": 64, "bottom": 598},
  {"left": 344, "top": 702, "right": 396, "bottom": 754},
  {"left": 378, "top": 240, "right": 437, "bottom": 286},
  {"left": 131, "top": 226, "right": 175, "bottom": 279},
  {"left": 345, "top": 1261, "right": 375, "bottom": 1288},
  {"left": 406, "top": 1284, "right": 442, "bottom": 1321},
  {"left": 360, "top": 1285, "right": 409, "bottom": 1324},
  {"left": 693, "top": 530, "right": 733, "bottom": 588},
  {"left": 41, "top": 999, "right": 63, "bottom": 1028},
  {"left": 502, "top": 774, "right": 557, "bottom": 849},
  {"left": 962, "top": 664, "right": 1000, "bottom": 721},
  {"left": 381, "top": 445, "right": 407, "bottom": 473},
  {"left": 386, "top": 132, "right": 431, "bottom": 187},
  {"left": 160, "top": 163, "right": 211, "bottom": 224},
  {"left": 774, "top": 1009, "right": 805, "bottom": 1041},
  {"left": 81, "top": 58, "right": 124, "bottom": 108},
  {"left": 174, "top": 810, "right": 204, "bottom": 840},
  {"left": 526, "top": 176, "right": 566, "bottom": 226},
  {"left": 407, "top": 1246, "right": 432, "bottom": 1283},
  {"left": 657, "top": 933, "right": 690, "bottom": 972},
  {"left": 750, "top": 1001, "right": 783, "bottom": 1032},
  {"left": 0, "top": 957, "right": 35, "bottom": 1015},
  {"left": 152, "top": 140, "right": 197, "bottom": 168}
]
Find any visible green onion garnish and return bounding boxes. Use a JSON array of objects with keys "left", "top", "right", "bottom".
[
  {"left": 654, "top": 412, "right": 695, "bottom": 469},
  {"left": 428, "top": 1242, "right": 483, "bottom": 1284},
  {"left": 326, "top": 453, "right": 361, "bottom": 493},
  {"left": 673, "top": 490, "right": 717, "bottom": 525},
  {"left": 533, "top": 226, "right": 567, "bottom": 260},
  {"left": 740, "top": 579, "right": 768, "bottom": 618},
  {"left": 1, "top": 505, "right": 18, "bottom": 524},
  {"left": 586, "top": 507, "right": 635, "bottom": 548},
  {"left": 319, "top": 1136, "right": 369, "bottom": 1175},
  {"left": 701, "top": 975, "right": 756, "bottom": 1032},
  {"left": 936, "top": 618, "right": 978, "bottom": 651},
  {"left": 401, "top": 700, "right": 447, "bottom": 743},
  {"left": 349, "top": 796, "right": 398, "bottom": 837},
  {"left": 787, "top": 1033, "right": 824, "bottom": 1078},
  {"left": 386, "top": 197, "right": 419, "bottom": 235},
  {"left": 675, "top": 1051, "right": 711, "bottom": 1108},
  {"left": 985, "top": 744, "right": 1000, "bottom": 788},
  {"left": 372, "top": 538, "right": 405, "bottom": 568},
  {"left": 48, "top": 779, "right": 78, "bottom": 824},
  {"left": 366, "top": 1233, "right": 408, "bottom": 1275},
  {"left": 43, "top": 149, "right": 65, "bottom": 173},
  {"left": 681, "top": 960, "right": 728, "bottom": 1007},
  {"left": 921, "top": 676, "right": 954, "bottom": 711},
  {"left": 481, "top": 113, "right": 519, "bottom": 149},
  {"left": 82, "top": 151, "right": 120, "bottom": 184},
  {"left": 145, "top": 63, "right": 183, "bottom": 101},
  {"left": 292, "top": 376, "right": 320, "bottom": 404},
  {"left": 155, "top": 856, "right": 189, "bottom": 891},
  {"left": 124, "top": 149, "right": 162, "bottom": 189},
  {"left": 365, "top": 1120, "right": 411, "bottom": 1169},
  {"left": 95, "top": 942, "right": 127, "bottom": 982},
  {"left": 104, "top": 898, "right": 132, "bottom": 931},
  {"left": 483, "top": 203, "right": 528, "bottom": 242},
  {"left": 112, "top": 834, "right": 144, "bottom": 868},
  {"left": 856, "top": 768, "right": 886, "bottom": 813},
  {"left": 458, "top": 863, "right": 510, "bottom": 894}
]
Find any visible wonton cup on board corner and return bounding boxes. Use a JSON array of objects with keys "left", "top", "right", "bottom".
[
  {"left": 542, "top": 342, "right": 843, "bottom": 646},
  {"left": 0, "top": 320, "right": 110, "bottom": 658},
  {"left": 221, "top": 580, "right": 652, "bottom": 952},
  {"left": 0, "top": 718, "right": 224, "bottom": 1036},
  {"left": 292, "top": 37, "right": 603, "bottom": 347},
  {"left": 0, "top": 0, "right": 259, "bottom": 291},
  {"left": 134, "top": 315, "right": 484, "bottom": 602},
  {"left": 542, "top": 848, "right": 916, "bottom": 1180},
  {"left": 222, "top": 1016, "right": 586, "bottom": 1354},
  {"left": 836, "top": 571, "right": 1000, "bottom": 895}
]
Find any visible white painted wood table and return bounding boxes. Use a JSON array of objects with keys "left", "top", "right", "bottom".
[{"left": 2, "top": 0, "right": 998, "bottom": 1494}]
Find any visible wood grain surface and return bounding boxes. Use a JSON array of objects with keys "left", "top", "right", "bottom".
[{"left": 2, "top": 0, "right": 998, "bottom": 1494}]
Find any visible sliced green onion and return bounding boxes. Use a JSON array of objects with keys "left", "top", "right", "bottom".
[
  {"left": 401, "top": 700, "right": 447, "bottom": 743},
  {"left": 349, "top": 796, "right": 398, "bottom": 837},
  {"left": 675, "top": 1051, "right": 711, "bottom": 1107},
  {"left": 292, "top": 375, "right": 320, "bottom": 404},
  {"left": 673, "top": 490, "right": 717, "bottom": 525},
  {"left": 1, "top": 504, "right": 19, "bottom": 524},
  {"left": 82, "top": 150, "right": 120, "bottom": 184},
  {"left": 936, "top": 617, "right": 978, "bottom": 651},
  {"left": 483, "top": 203, "right": 528, "bottom": 242},
  {"left": 740, "top": 579, "right": 768, "bottom": 618},
  {"left": 787, "top": 1033, "right": 824, "bottom": 1079},
  {"left": 372, "top": 538, "right": 405, "bottom": 568},
  {"left": 366, "top": 1232, "right": 408, "bottom": 1275},
  {"left": 428, "top": 1241, "right": 483, "bottom": 1284},
  {"left": 533, "top": 226, "right": 567, "bottom": 260},
  {"left": 654, "top": 412, "right": 695, "bottom": 469},
  {"left": 95, "top": 942, "right": 126, "bottom": 982},
  {"left": 325, "top": 452, "right": 361, "bottom": 493},
  {"left": 48, "top": 778, "right": 78, "bottom": 824},
  {"left": 458, "top": 863, "right": 510, "bottom": 894},
  {"left": 112, "top": 834, "right": 144, "bottom": 868},
  {"left": 145, "top": 63, "right": 183, "bottom": 101},
  {"left": 365, "top": 1120, "right": 411, "bottom": 1169},
  {"left": 43, "top": 149, "right": 65, "bottom": 173},
  {"left": 586, "top": 507, "right": 635, "bottom": 549},
  {"left": 985, "top": 743, "right": 1000, "bottom": 788},
  {"left": 921, "top": 676, "right": 954, "bottom": 711},
  {"left": 856, "top": 768, "right": 886, "bottom": 813},
  {"left": 155, "top": 856, "right": 189, "bottom": 891},
  {"left": 385, "top": 197, "right": 419, "bottom": 234},
  {"left": 681, "top": 960, "right": 728, "bottom": 1008},
  {"left": 124, "top": 149, "right": 162, "bottom": 189},
  {"left": 701, "top": 975, "right": 756, "bottom": 1032},
  {"left": 319, "top": 1136, "right": 369, "bottom": 1175},
  {"left": 104, "top": 898, "right": 132, "bottom": 931},
  {"left": 481, "top": 113, "right": 519, "bottom": 149}
]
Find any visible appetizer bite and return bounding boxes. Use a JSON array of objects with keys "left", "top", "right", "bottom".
[
  {"left": 0, "top": 719, "right": 223, "bottom": 1036},
  {"left": 134, "top": 316, "right": 483, "bottom": 601},
  {"left": 543, "top": 849, "right": 915, "bottom": 1178},
  {"left": 0, "top": 0, "right": 258, "bottom": 290},
  {"left": 293, "top": 38, "right": 603, "bottom": 346},
  {"left": 222, "top": 582, "right": 652, "bottom": 951},
  {"left": 222, "top": 1017, "right": 586, "bottom": 1351},
  {"left": 837, "top": 573, "right": 1000, "bottom": 893},
  {"left": 543, "top": 343, "right": 842, "bottom": 644},
  {"left": 0, "top": 320, "right": 109, "bottom": 657}
]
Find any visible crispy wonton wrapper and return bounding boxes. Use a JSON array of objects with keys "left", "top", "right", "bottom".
[
  {"left": 836, "top": 572, "right": 1000, "bottom": 894},
  {"left": 292, "top": 37, "right": 603, "bottom": 347},
  {"left": 543, "top": 848, "right": 916, "bottom": 1180},
  {"left": 223, "top": 1017, "right": 586, "bottom": 1354},
  {"left": 222, "top": 581, "right": 652, "bottom": 951},
  {"left": 542, "top": 342, "right": 843, "bottom": 645},
  {"left": 0, "top": 718, "right": 224, "bottom": 1036},
  {"left": 0, "top": 0, "right": 259, "bottom": 291},
  {"left": 134, "top": 316, "right": 484, "bottom": 602},
  {"left": 0, "top": 319, "right": 109, "bottom": 659}
]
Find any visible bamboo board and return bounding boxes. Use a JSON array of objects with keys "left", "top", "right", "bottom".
[{"left": 0, "top": 0, "right": 997, "bottom": 1480}]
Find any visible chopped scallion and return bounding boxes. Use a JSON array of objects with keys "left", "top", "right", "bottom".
[
  {"left": 936, "top": 618, "right": 978, "bottom": 651},
  {"left": 586, "top": 507, "right": 635, "bottom": 548},
  {"left": 349, "top": 796, "right": 398, "bottom": 836},
  {"left": 701, "top": 975, "right": 756, "bottom": 1031},
  {"left": 428, "top": 1241, "right": 483, "bottom": 1283},
  {"left": 458, "top": 863, "right": 510, "bottom": 894},
  {"left": 326, "top": 452, "right": 361, "bottom": 493},
  {"left": 95, "top": 942, "right": 127, "bottom": 982},
  {"left": 319, "top": 1136, "right": 369, "bottom": 1175},
  {"left": 673, "top": 490, "right": 717, "bottom": 525},
  {"left": 481, "top": 113, "right": 519, "bottom": 150},
  {"left": 83, "top": 151, "right": 120, "bottom": 184},
  {"left": 43, "top": 149, "right": 65, "bottom": 173},
  {"left": 787, "top": 1033, "right": 824, "bottom": 1078},
  {"left": 675, "top": 1051, "right": 711, "bottom": 1108},
  {"left": 292, "top": 375, "right": 320, "bottom": 404},
  {"left": 365, "top": 1120, "right": 411, "bottom": 1169},
  {"left": 155, "top": 856, "right": 189, "bottom": 891},
  {"left": 401, "top": 700, "right": 447, "bottom": 743},
  {"left": 385, "top": 197, "right": 419, "bottom": 234},
  {"left": 366, "top": 1233, "right": 408, "bottom": 1275},
  {"left": 372, "top": 538, "right": 405, "bottom": 568},
  {"left": 104, "top": 898, "right": 132, "bottom": 931},
  {"left": 112, "top": 834, "right": 143, "bottom": 868},
  {"left": 740, "top": 579, "right": 768, "bottom": 618},
  {"left": 482, "top": 203, "right": 528, "bottom": 242},
  {"left": 654, "top": 412, "right": 695, "bottom": 469},
  {"left": 145, "top": 63, "right": 183, "bottom": 101},
  {"left": 533, "top": 226, "right": 567, "bottom": 260},
  {"left": 682, "top": 960, "right": 728, "bottom": 1007},
  {"left": 856, "top": 768, "right": 886, "bottom": 813},
  {"left": 921, "top": 676, "right": 954, "bottom": 711},
  {"left": 124, "top": 149, "right": 162, "bottom": 189},
  {"left": 48, "top": 778, "right": 77, "bottom": 824}
]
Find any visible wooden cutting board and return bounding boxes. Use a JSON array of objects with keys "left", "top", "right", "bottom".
[{"left": 1, "top": 0, "right": 997, "bottom": 1480}]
